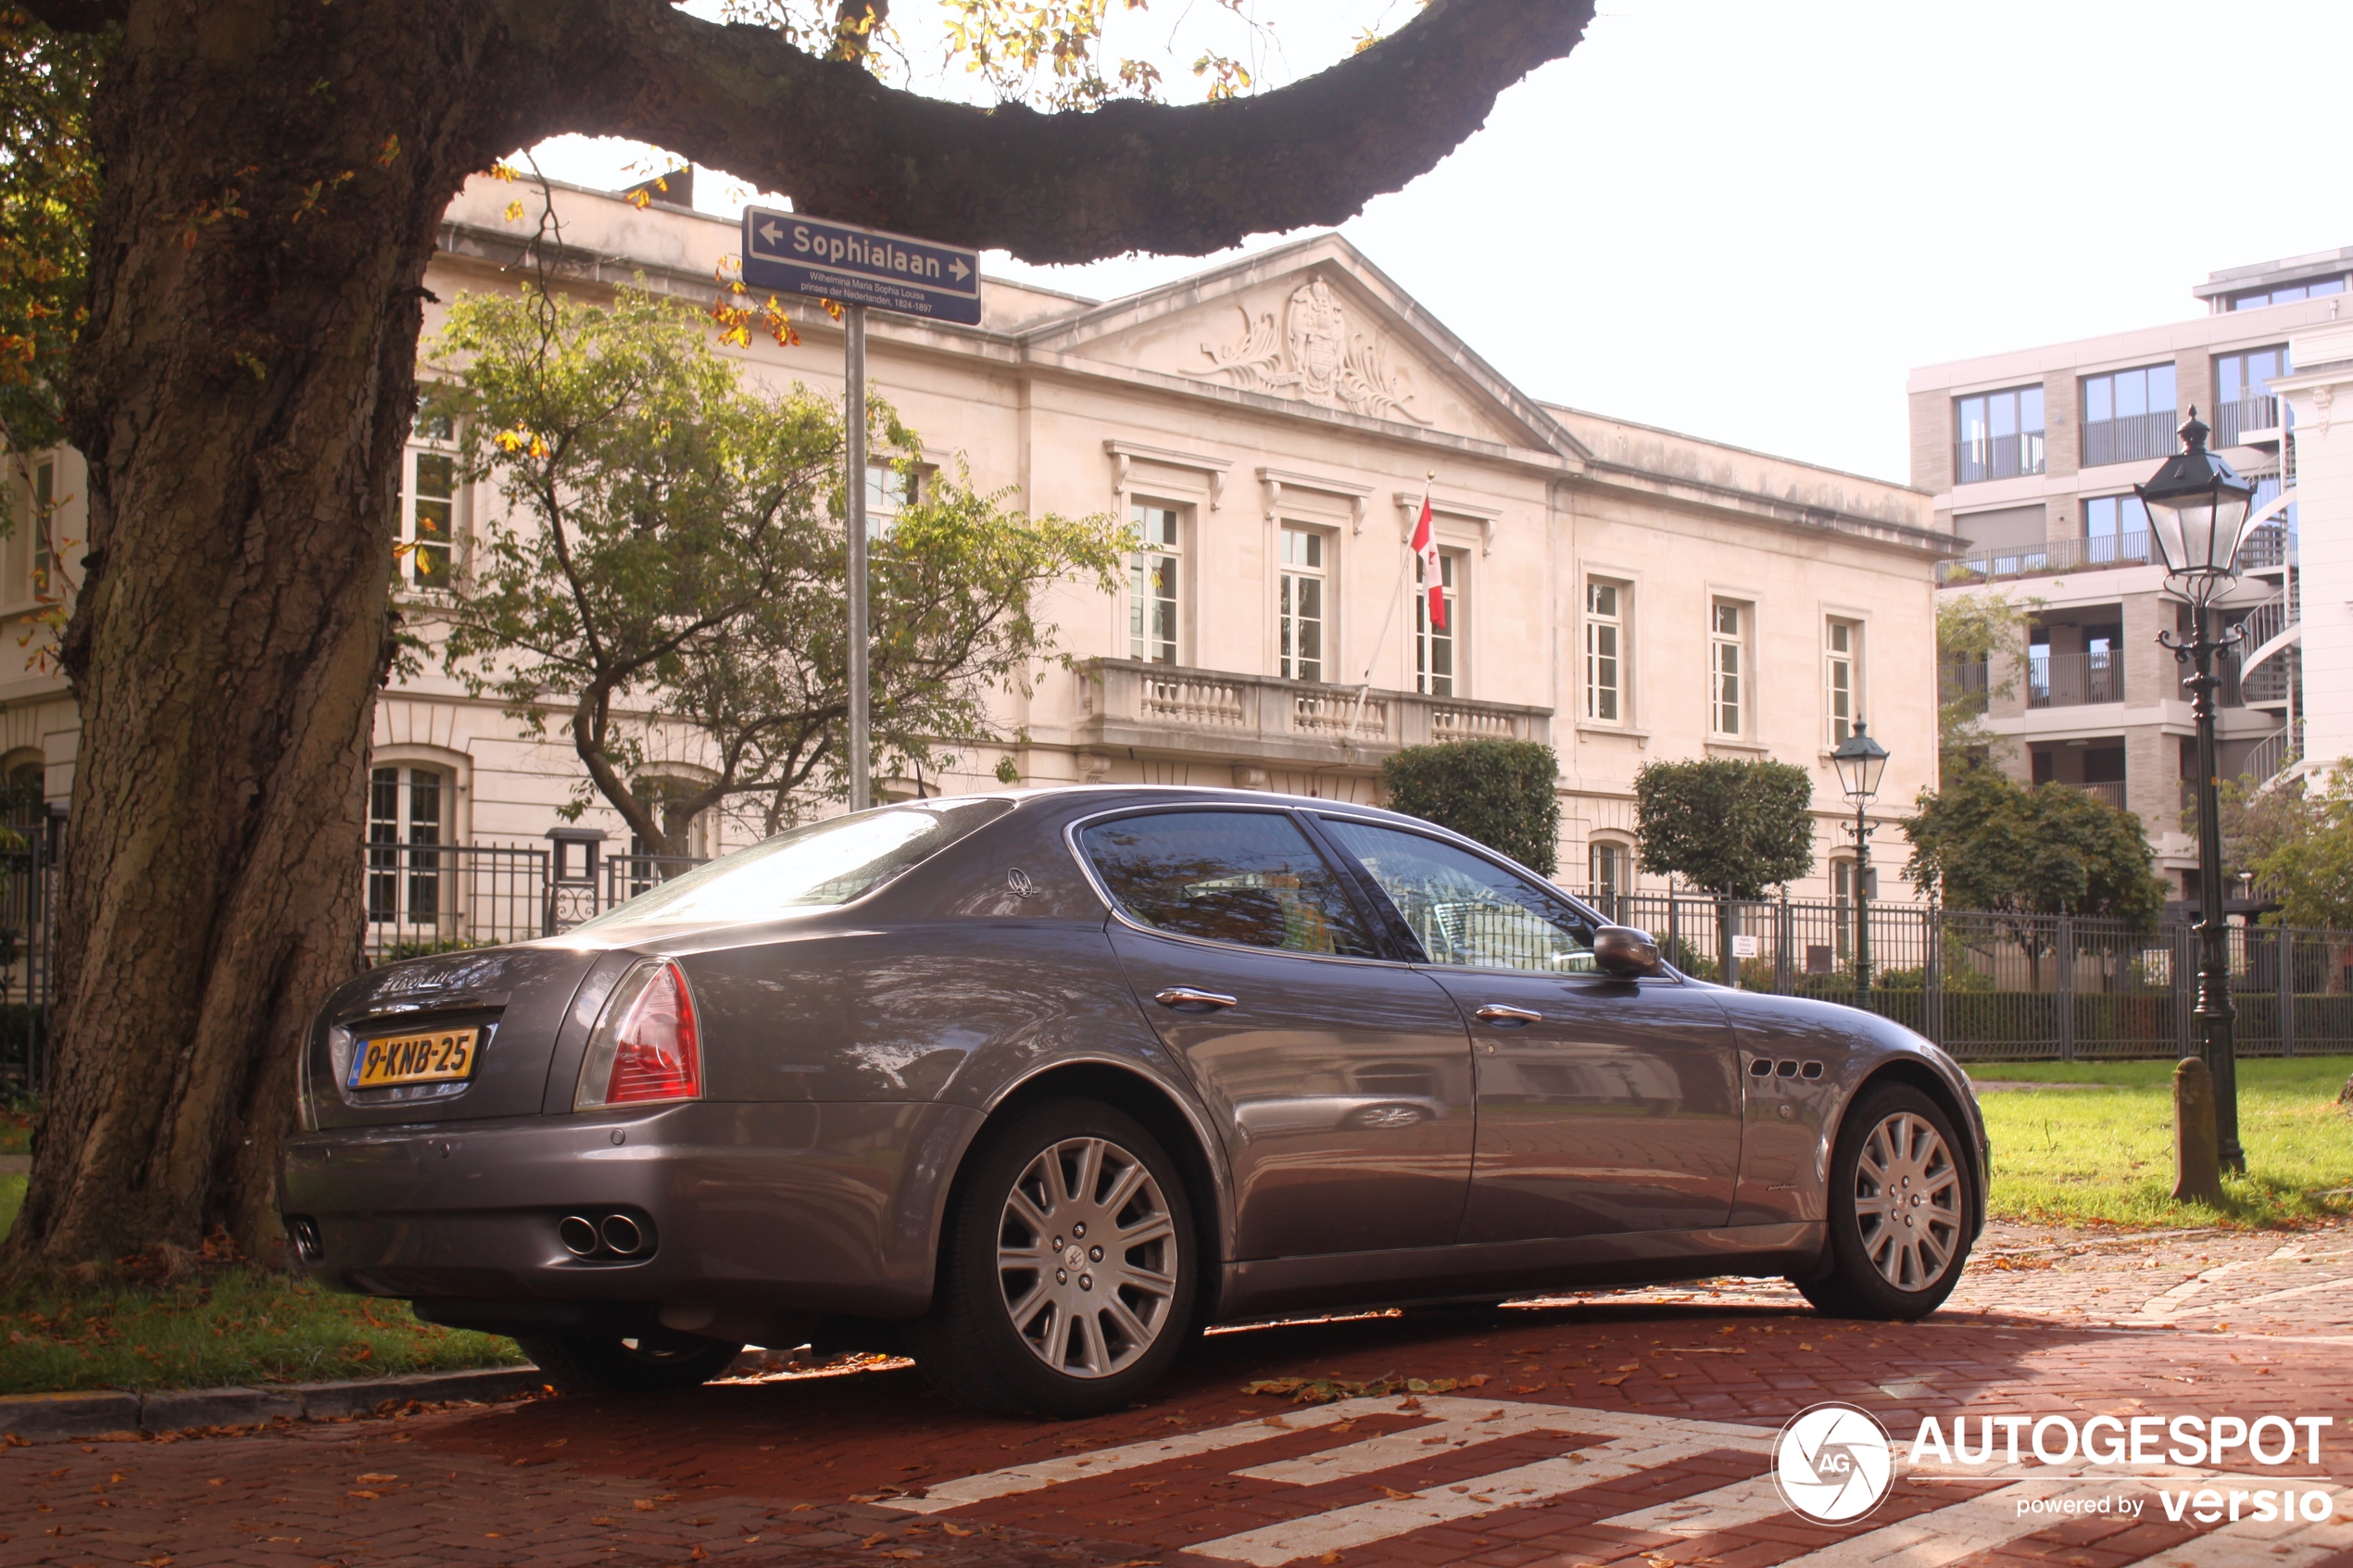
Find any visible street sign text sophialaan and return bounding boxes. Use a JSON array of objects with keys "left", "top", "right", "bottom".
[{"left": 739, "top": 207, "right": 983, "bottom": 326}]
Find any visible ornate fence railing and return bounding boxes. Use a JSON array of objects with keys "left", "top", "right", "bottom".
[{"left": 1568, "top": 890, "right": 2353, "bottom": 1062}]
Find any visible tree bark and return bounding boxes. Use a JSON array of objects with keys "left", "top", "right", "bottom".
[
  {"left": 6, "top": 0, "right": 1592, "bottom": 1277},
  {"left": 4, "top": 0, "right": 522, "bottom": 1273}
]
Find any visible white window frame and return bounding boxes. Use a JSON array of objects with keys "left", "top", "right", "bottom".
[
  {"left": 398, "top": 408, "right": 461, "bottom": 593},
  {"left": 1709, "top": 598, "right": 1750, "bottom": 738},
  {"left": 1414, "top": 550, "right": 1461, "bottom": 696},
  {"left": 1277, "top": 524, "right": 1329, "bottom": 683},
  {"left": 1587, "top": 838, "right": 1630, "bottom": 904},
  {"left": 366, "top": 762, "right": 455, "bottom": 930},
  {"left": 1129, "top": 501, "right": 1183, "bottom": 665},
  {"left": 1584, "top": 579, "right": 1626, "bottom": 722},
  {"left": 1825, "top": 617, "right": 1861, "bottom": 746},
  {"left": 863, "top": 458, "right": 926, "bottom": 538}
]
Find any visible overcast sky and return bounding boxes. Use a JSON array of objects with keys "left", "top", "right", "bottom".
[{"left": 532, "top": 0, "right": 2353, "bottom": 484}]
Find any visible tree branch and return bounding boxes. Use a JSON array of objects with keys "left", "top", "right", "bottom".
[
  {"left": 15, "top": 0, "right": 124, "bottom": 31},
  {"left": 494, "top": 0, "right": 1594, "bottom": 264}
]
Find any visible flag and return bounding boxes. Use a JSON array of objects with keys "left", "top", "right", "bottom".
[{"left": 1410, "top": 486, "right": 1445, "bottom": 631}]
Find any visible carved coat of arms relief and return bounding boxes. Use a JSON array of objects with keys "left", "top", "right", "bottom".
[{"left": 1193, "top": 274, "right": 1432, "bottom": 425}]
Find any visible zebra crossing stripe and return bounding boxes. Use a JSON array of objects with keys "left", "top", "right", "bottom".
[
  {"left": 1232, "top": 1398, "right": 1768, "bottom": 1486},
  {"left": 1189, "top": 1434, "right": 1725, "bottom": 1565},
  {"left": 887, "top": 1396, "right": 1397, "bottom": 1513}
]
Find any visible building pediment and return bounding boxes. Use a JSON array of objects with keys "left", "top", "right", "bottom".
[{"left": 1021, "top": 235, "right": 1583, "bottom": 458}]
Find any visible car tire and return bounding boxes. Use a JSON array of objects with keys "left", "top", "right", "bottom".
[
  {"left": 511, "top": 1328, "right": 744, "bottom": 1393},
  {"left": 1794, "top": 1082, "right": 1974, "bottom": 1321},
  {"left": 908, "top": 1098, "right": 1200, "bottom": 1418}
]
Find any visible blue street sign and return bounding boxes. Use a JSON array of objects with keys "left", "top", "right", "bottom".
[{"left": 740, "top": 208, "right": 983, "bottom": 326}]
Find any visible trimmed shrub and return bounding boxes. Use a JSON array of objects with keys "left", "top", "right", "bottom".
[
  {"left": 1633, "top": 757, "right": 1815, "bottom": 898},
  {"left": 1380, "top": 740, "right": 1561, "bottom": 874}
]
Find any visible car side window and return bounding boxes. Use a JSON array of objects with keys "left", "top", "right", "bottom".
[
  {"left": 1316, "top": 818, "right": 1596, "bottom": 973},
  {"left": 1079, "top": 810, "right": 1379, "bottom": 958}
]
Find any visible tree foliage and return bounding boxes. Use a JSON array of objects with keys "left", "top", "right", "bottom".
[
  {"left": 2230, "top": 764, "right": 2353, "bottom": 929},
  {"left": 1935, "top": 588, "right": 2036, "bottom": 765},
  {"left": 1380, "top": 740, "right": 1560, "bottom": 875},
  {"left": 0, "top": 7, "right": 100, "bottom": 456},
  {"left": 434, "top": 282, "right": 1125, "bottom": 855},
  {"left": 1632, "top": 758, "right": 1815, "bottom": 898},
  {"left": 1901, "top": 763, "right": 2169, "bottom": 929}
]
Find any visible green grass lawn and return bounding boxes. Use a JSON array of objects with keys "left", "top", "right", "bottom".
[
  {"left": 0, "top": 1264, "right": 525, "bottom": 1396},
  {"left": 1964, "top": 1055, "right": 2353, "bottom": 1229},
  {"left": 0, "top": 1100, "right": 524, "bottom": 1396}
]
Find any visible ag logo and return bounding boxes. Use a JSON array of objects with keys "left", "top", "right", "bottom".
[{"left": 1771, "top": 1401, "right": 1894, "bottom": 1524}]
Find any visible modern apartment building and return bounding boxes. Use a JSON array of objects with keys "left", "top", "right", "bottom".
[
  {"left": 1908, "top": 247, "right": 2347, "bottom": 897},
  {"left": 2, "top": 175, "right": 1945, "bottom": 954}
]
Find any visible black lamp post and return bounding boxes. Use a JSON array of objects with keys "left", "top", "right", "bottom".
[
  {"left": 1830, "top": 719, "right": 1889, "bottom": 994},
  {"left": 2139, "top": 408, "right": 2259, "bottom": 1174}
]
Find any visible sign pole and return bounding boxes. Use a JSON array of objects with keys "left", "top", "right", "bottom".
[
  {"left": 740, "top": 207, "right": 981, "bottom": 816},
  {"left": 844, "top": 303, "right": 871, "bottom": 812}
]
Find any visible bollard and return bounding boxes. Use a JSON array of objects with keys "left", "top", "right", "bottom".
[{"left": 2173, "top": 1057, "right": 2223, "bottom": 1206}]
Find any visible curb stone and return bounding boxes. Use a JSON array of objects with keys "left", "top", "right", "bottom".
[{"left": 0, "top": 1363, "right": 544, "bottom": 1444}]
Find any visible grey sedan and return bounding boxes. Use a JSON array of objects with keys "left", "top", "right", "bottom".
[{"left": 282, "top": 786, "right": 1987, "bottom": 1416}]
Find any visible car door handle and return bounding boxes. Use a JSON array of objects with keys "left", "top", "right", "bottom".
[
  {"left": 1154, "top": 987, "right": 1238, "bottom": 1011},
  {"left": 1474, "top": 1004, "right": 1542, "bottom": 1026}
]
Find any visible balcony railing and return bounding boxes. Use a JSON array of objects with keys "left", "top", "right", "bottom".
[
  {"left": 2238, "top": 521, "right": 2292, "bottom": 571},
  {"left": 2027, "top": 649, "right": 2122, "bottom": 709},
  {"left": 1082, "top": 658, "right": 1551, "bottom": 764},
  {"left": 2080, "top": 410, "right": 2179, "bottom": 468},
  {"left": 1953, "top": 431, "right": 2046, "bottom": 484},
  {"left": 2066, "top": 780, "right": 2128, "bottom": 811},
  {"left": 2212, "top": 395, "right": 2282, "bottom": 447},
  {"left": 1939, "top": 529, "right": 2154, "bottom": 585},
  {"left": 2241, "top": 722, "right": 2302, "bottom": 788}
]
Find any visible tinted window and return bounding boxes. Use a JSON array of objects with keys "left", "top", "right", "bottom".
[
  {"left": 1081, "top": 810, "right": 1377, "bottom": 957},
  {"left": 1319, "top": 819, "right": 1596, "bottom": 973},
  {"left": 573, "top": 797, "right": 1012, "bottom": 929}
]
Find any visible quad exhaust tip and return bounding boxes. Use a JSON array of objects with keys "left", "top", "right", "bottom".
[
  {"left": 600, "top": 1213, "right": 644, "bottom": 1255},
  {"left": 558, "top": 1214, "right": 600, "bottom": 1256}
]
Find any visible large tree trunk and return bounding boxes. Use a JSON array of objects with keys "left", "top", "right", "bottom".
[
  {"left": 3, "top": 1, "right": 513, "bottom": 1273},
  {"left": 6, "top": 0, "right": 1590, "bottom": 1279}
]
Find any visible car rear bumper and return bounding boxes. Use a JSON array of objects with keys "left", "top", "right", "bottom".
[{"left": 280, "top": 1099, "right": 983, "bottom": 1323}]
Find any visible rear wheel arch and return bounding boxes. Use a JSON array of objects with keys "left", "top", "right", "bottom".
[{"left": 969, "top": 1060, "right": 1230, "bottom": 1318}]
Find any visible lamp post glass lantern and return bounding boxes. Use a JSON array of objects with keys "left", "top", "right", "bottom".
[
  {"left": 1830, "top": 719, "right": 1889, "bottom": 994},
  {"left": 2140, "top": 408, "right": 2259, "bottom": 1174}
]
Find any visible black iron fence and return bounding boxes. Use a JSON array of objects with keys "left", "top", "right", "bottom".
[
  {"left": 6, "top": 847, "right": 2353, "bottom": 1095},
  {"left": 1575, "top": 890, "right": 2353, "bottom": 1062}
]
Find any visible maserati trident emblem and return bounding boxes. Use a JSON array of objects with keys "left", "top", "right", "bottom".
[{"left": 1006, "top": 867, "right": 1036, "bottom": 899}]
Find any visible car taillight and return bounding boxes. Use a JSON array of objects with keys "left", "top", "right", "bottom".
[{"left": 574, "top": 960, "right": 702, "bottom": 1110}]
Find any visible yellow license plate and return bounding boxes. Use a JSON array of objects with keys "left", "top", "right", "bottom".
[{"left": 350, "top": 1026, "right": 480, "bottom": 1089}]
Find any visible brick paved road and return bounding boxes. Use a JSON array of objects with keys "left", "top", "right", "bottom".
[{"left": 6, "top": 1220, "right": 2351, "bottom": 1568}]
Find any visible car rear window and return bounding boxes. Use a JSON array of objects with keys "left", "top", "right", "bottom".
[
  {"left": 573, "top": 797, "right": 1013, "bottom": 929},
  {"left": 1080, "top": 809, "right": 1378, "bottom": 957}
]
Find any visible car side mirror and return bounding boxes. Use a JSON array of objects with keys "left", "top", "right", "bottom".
[{"left": 1592, "top": 925, "right": 1663, "bottom": 978}]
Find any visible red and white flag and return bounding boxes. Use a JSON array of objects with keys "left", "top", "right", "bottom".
[{"left": 1409, "top": 484, "right": 1445, "bottom": 630}]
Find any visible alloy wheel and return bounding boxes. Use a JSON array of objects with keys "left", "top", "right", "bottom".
[
  {"left": 1853, "top": 1110, "right": 1961, "bottom": 1291},
  {"left": 996, "top": 1135, "right": 1179, "bottom": 1378}
]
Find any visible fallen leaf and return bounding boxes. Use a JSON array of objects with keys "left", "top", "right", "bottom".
[
  {"left": 357, "top": 1471, "right": 397, "bottom": 1485},
  {"left": 1616, "top": 1363, "right": 1639, "bottom": 1372},
  {"left": 792, "top": 1504, "right": 814, "bottom": 1512},
  {"left": 862, "top": 1533, "right": 891, "bottom": 1548},
  {"left": 1597, "top": 1375, "right": 1628, "bottom": 1387},
  {"left": 942, "top": 1524, "right": 973, "bottom": 1537},
  {"left": 690, "top": 1548, "right": 709, "bottom": 1562},
  {"left": 1378, "top": 1486, "right": 1417, "bottom": 1500},
  {"left": 1462, "top": 1374, "right": 1490, "bottom": 1388},
  {"left": 347, "top": 1490, "right": 380, "bottom": 1500},
  {"left": 1396, "top": 1397, "right": 1423, "bottom": 1411},
  {"left": 1263, "top": 1414, "right": 1292, "bottom": 1430},
  {"left": 1320, "top": 1556, "right": 1342, "bottom": 1565},
  {"left": 634, "top": 1499, "right": 658, "bottom": 1512}
]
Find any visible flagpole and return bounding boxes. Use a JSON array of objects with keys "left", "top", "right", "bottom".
[{"left": 1350, "top": 471, "right": 1433, "bottom": 740}]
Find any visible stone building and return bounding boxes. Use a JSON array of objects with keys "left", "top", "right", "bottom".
[
  {"left": 1909, "top": 248, "right": 2343, "bottom": 897},
  {"left": 1, "top": 175, "right": 1945, "bottom": 947}
]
